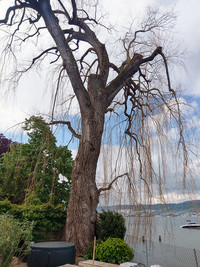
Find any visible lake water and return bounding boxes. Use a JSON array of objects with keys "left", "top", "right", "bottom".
[
  {"left": 126, "top": 216, "right": 200, "bottom": 249},
  {"left": 125, "top": 216, "right": 200, "bottom": 266}
]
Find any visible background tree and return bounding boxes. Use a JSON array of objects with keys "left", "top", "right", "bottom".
[
  {"left": 0, "top": 1, "right": 190, "bottom": 254},
  {"left": 0, "top": 116, "right": 73, "bottom": 205},
  {"left": 0, "top": 134, "right": 16, "bottom": 160}
]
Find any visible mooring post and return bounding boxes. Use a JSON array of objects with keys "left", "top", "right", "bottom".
[
  {"left": 145, "top": 240, "right": 149, "bottom": 267},
  {"left": 193, "top": 249, "right": 198, "bottom": 267}
]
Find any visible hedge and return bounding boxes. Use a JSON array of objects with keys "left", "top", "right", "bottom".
[{"left": 0, "top": 199, "right": 66, "bottom": 240}]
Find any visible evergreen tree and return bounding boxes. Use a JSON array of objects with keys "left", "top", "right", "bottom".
[{"left": 0, "top": 116, "right": 73, "bottom": 205}]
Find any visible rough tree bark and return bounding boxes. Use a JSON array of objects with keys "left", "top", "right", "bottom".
[{"left": 65, "top": 108, "right": 105, "bottom": 253}]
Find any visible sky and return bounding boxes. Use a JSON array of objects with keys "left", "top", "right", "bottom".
[{"left": 0, "top": 0, "right": 200, "bottom": 204}]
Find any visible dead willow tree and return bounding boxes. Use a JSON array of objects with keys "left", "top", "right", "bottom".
[{"left": 0, "top": 0, "right": 188, "bottom": 254}]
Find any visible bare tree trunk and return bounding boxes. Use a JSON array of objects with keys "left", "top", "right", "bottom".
[{"left": 65, "top": 108, "right": 104, "bottom": 255}]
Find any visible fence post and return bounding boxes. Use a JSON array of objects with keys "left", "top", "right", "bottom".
[{"left": 193, "top": 249, "right": 198, "bottom": 267}]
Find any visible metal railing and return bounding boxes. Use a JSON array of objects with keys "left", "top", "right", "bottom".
[{"left": 126, "top": 235, "right": 200, "bottom": 267}]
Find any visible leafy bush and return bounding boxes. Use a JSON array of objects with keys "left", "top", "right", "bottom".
[
  {"left": 0, "top": 199, "right": 13, "bottom": 213},
  {"left": 97, "top": 210, "right": 126, "bottom": 241},
  {"left": 0, "top": 200, "right": 66, "bottom": 241},
  {"left": 83, "top": 239, "right": 103, "bottom": 260},
  {"left": 96, "top": 238, "right": 134, "bottom": 264},
  {"left": 0, "top": 214, "right": 33, "bottom": 267},
  {"left": 21, "top": 203, "right": 66, "bottom": 232}
]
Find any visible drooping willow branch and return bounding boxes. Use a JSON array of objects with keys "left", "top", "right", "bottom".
[{"left": 159, "top": 49, "right": 188, "bottom": 185}]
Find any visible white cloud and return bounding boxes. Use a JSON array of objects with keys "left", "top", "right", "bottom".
[
  {"left": 0, "top": 70, "right": 52, "bottom": 133},
  {"left": 174, "top": 0, "right": 200, "bottom": 96},
  {"left": 101, "top": 0, "right": 157, "bottom": 26}
]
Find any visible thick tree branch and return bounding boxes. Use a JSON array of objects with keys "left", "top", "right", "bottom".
[
  {"left": 105, "top": 54, "right": 143, "bottom": 105},
  {"left": 105, "top": 46, "right": 163, "bottom": 106},
  {"left": 0, "top": 3, "right": 30, "bottom": 24},
  {"left": 48, "top": 120, "right": 81, "bottom": 139},
  {"left": 141, "top": 46, "right": 163, "bottom": 64},
  {"left": 71, "top": 0, "right": 78, "bottom": 21},
  {"left": 98, "top": 173, "right": 129, "bottom": 194},
  {"left": 109, "top": 62, "right": 120, "bottom": 74},
  {"left": 69, "top": 12, "right": 109, "bottom": 85},
  {"left": 39, "top": 0, "right": 90, "bottom": 113}
]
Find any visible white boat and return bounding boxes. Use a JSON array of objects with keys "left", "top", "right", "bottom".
[{"left": 181, "top": 220, "right": 200, "bottom": 229}]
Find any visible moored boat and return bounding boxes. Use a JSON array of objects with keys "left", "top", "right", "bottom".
[{"left": 181, "top": 220, "right": 200, "bottom": 229}]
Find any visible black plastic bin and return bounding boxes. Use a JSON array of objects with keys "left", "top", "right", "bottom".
[{"left": 27, "top": 241, "right": 76, "bottom": 267}]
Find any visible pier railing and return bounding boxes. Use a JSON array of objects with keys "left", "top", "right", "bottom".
[{"left": 126, "top": 235, "right": 200, "bottom": 267}]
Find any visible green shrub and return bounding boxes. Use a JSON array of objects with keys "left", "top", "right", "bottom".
[
  {"left": 21, "top": 203, "right": 66, "bottom": 232},
  {"left": 96, "top": 238, "right": 134, "bottom": 264},
  {"left": 21, "top": 203, "right": 66, "bottom": 241},
  {"left": 83, "top": 239, "right": 103, "bottom": 260},
  {"left": 97, "top": 210, "right": 126, "bottom": 241},
  {"left": 0, "top": 199, "right": 13, "bottom": 213},
  {"left": 0, "top": 214, "right": 33, "bottom": 267},
  {"left": 0, "top": 200, "right": 66, "bottom": 241}
]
